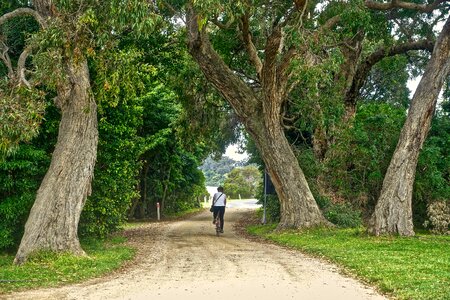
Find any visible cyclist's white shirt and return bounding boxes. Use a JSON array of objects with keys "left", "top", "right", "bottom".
[{"left": 212, "top": 192, "right": 226, "bottom": 206}]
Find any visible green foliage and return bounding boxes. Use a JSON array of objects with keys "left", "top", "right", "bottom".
[
  {"left": 0, "top": 10, "right": 45, "bottom": 155},
  {"left": 93, "top": 48, "right": 155, "bottom": 109},
  {"left": 200, "top": 156, "right": 238, "bottom": 186},
  {"left": 0, "top": 0, "right": 159, "bottom": 156},
  {"left": 0, "top": 87, "right": 46, "bottom": 155},
  {"left": 324, "top": 203, "right": 362, "bottom": 228},
  {"left": 259, "top": 195, "right": 281, "bottom": 223},
  {"left": 161, "top": 151, "right": 207, "bottom": 214},
  {"left": 248, "top": 226, "right": 450, "bottom": 300},
  {"left": 0, "top": 146, "right": 49, "bottom": 250},
  {"left": 324, "top": 103, "right": 406, "bottom": 210},
  {"left": 361, "top": 56, "right": 410, "bottom": 108},
  {"left": 80, "top": 47, "right": 151, "bottom": 237},
  {"left": 414, "top": 104, "right": 450, "bottom": 227},
  {"left": 79, "top": 99, "right": 145, "bottom": 237},
  {"left": 0, "top": 102, "right": 58, "bottom": 251},
  {"left": 129, "top": 82, "right": 208, "bottom": 218},
  {"left": 223, "top": 165, "right": 261, "bottom": 199},
  {"left": 319, "top": 0, "right": 374, "bottom": 38}
]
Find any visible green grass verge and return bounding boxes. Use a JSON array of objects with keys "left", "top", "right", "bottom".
[
  {"left": 248, "top": 224, "right": 450, "bottom": 300},
  {"left": 0, "top": 236, "right": 135, "bottom": 294}
]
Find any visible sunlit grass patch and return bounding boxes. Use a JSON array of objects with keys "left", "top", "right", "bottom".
[
  {"left": 0, "top": 237, "right": 135, "bottom": 294},
  {"left": 248, "top": 225, "right": 450, "bottom": 300}
]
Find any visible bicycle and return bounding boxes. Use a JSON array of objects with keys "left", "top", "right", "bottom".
[{"left": 214, "top": 214, "right": 221, "bottom": 236}]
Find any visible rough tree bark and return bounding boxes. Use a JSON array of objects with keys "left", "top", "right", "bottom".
[
  {"left": 9, "top": 0, "right": 99, "bottom": 264},
  {"left": 369, "top": 16, "right": 450, "bottom": 236},
  {"left": 186, "top": 5, "right": 329, "bottom": 228},
  {"left": 14, "top": 57, "right": 98, "bottom": 264}
]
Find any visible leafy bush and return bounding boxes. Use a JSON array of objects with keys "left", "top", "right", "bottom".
[
  {"left": 79, "top": 86, "right": 146, "bottom": 237},
  {"left": 0, "top": 102, "right": 58, "bottom": 251},
  {"left": 161, "top": 151, "right": 206, "bottom": 215},
  {"left": 258, "top": 195, "right": 281, "bottom": 223},
  {"left": 414, "top": 108, "right": 450, "bottom": 227},
  {"left": 324, "top": 103, "right": 405, "bottom": 212},
  {"left": 324, "top": 203, "right": 362, "bottom": 228},
  {"left": 250, "top": 167, "right": 279, "bottom": 222},
  {"left": 314, "top": 194, "right": 362, "bottom": 228},
  {"left": 424, "top": 201, "right": 450, "bottom": 234},
  {"left": 0, "top": 146, "right": 50, "bottom": 250}
]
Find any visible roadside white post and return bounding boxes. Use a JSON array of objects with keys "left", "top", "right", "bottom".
[{"left": 157, "top": 202, "right": 160, "bottom": 221}]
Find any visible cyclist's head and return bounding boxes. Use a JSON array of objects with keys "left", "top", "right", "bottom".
[{"left": 217, "top": 186, "right": 224, "bottom": 192}]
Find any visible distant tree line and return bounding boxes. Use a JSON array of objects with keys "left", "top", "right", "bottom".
[{"left": 199, "top": 156, "right": 244, "bottom": 186}]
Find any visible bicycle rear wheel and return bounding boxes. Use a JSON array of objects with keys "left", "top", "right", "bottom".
[{"left": 215, "top": 218, "right": 221, "bottom": 236}]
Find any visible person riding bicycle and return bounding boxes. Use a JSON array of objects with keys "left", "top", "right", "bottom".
[{"left": 211, "top": 186, "right": 227, "bottom": 233}]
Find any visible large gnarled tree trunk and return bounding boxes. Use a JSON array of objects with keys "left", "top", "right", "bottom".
[
  {"left": 369, "top": 16, "right": 450, "bottom": 236},
  {"left": 258, "top": 121, "right": 327, "bottom": 227},
  {"left": 186, "top": 6, "right": 328, "bottom": 228},
  {"left": 0, "top": 1, "right": 99, "bottom": 264},
  {"left": 14, "top": 56, "right": 98, "bottom": 264}
]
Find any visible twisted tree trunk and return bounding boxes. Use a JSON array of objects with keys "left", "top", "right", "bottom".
[
  {"left": 186, "top": 6, "right": 328, "bottom": 229},
  {"left": 257, "top": 120, "right": 327, "bottom": 228},
  {"left": 369, "top": 16, "right": 450, "bottom": 236},
  {"left": 14, "top": 58, "right": 98, "bottom": 264}
]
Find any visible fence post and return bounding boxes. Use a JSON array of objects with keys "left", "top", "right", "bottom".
[{"left": 157, "top": 202, "right": 160, "bottom": 221}]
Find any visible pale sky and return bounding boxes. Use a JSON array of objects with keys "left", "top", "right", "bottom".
[
  {"left": 225, "top": 144, "right": 248, "bottom": 161},
  {"left": 407, "top": 77, "right": 420, "bottom": 95}
]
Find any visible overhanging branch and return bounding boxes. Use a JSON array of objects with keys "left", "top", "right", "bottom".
[
  {"left": 345, "top": 39, "right": 435, "bottom": 108},
  {"left": 0, "top": 40, "right": 14, "bottom": 78},
  {"left": 365, "top": 0, "right": 447, "bottom": 13},
  {"left": 366, "top": 40, "right": 434, "bottom": 66},
  {"left": 17, "top": 46, "right": 33, "bottom": 88},
  {"left": 186, "top": 4, "right": 260, "bottom": 120},
  {"left": 318, "top": 15, "right": 341, "bottom": 34},
  {"left": 211, "top": 15, "right": 235, "bottom": 30},
  {"left": 0, "top": 7, "right": 47, "bottom": 28},
  {"left": 240, "top": 13, "right": 263, "bottom": 78}
]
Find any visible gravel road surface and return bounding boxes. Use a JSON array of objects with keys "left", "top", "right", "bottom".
[{"left": 4, "top": 207, "right": 387, "bottom": 300}]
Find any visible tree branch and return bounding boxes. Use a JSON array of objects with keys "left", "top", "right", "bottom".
[
  {"left": 0, "top": 40, "right": 14, "bottom": 79},
  {"left": 345, "top": 39, "right": 435, "bottom": 108},
  {"left": 17, "top": 47, "right": 32, "bottom": 88},
  {"left": 261, "top": 24, "right": 283, "bottom": 110},
  {"left": 211, "top": 15, "right": 235, "bottom": 30},
  {"left": 186, "top": 4, "right": 260, "bottom": 121},
  {"left": 297, "top": 0, "right": 309, "bottom": 29},
  {"left": 367, "top": 39, "right": 434, "bottom": 67},
  {"left": 277, "top": 46, "right": 297, "bottom": 97},
  {"left": 0, "top": 7, "right": 47, "bottom": 28},
  {"left": 365, "top": 0, "right": 447, "bottom": 13},
  {"left": 318, "top": 15, "right": 341, "bottom": 34},
  {"left": 240, "top": 12, "right": 263, "bottom": 78}
]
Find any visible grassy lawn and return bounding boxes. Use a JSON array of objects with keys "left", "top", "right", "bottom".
[
  {"left": 0, "top": 236, "right": 134, "bottom": 294},
  {"left": 248, "top": 225, "right": 450, "bottom": 300}
]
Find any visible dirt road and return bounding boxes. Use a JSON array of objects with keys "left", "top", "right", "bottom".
[{"left": 5, "top": 208, "right": 387, "bottom": 300}]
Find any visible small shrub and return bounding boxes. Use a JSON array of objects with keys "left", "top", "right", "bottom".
[
  {"left": 257, "top": 194, "right": 280, "bottom": 223},
  {"left": 324, "top": 203, "right": 362, "bottom": 228},
  {"left": 424, "top": 201, "right": 450, "bottom": 234}
]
